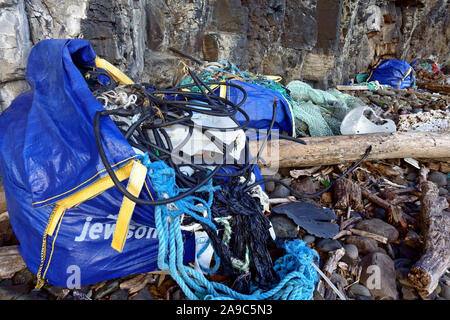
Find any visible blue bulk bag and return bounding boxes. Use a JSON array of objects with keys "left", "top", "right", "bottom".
[
  {"left": 224, "top": 80, "right": 295, "bottom": 138},
  {"left": 0, "top": 39, "right": 195, "bottom": 287},
  {"left": 367, "top": 59, "right": 415, "bottom": 89}
]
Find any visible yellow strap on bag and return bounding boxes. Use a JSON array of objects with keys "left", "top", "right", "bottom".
[
  {"left": 111, "top": 161, "right": 148, "bottom": 252},
  {"left": 37, "top": 159, "right": 145, "bottom": 289},
  {"left": 94, "top": 57, "right": 134, "bottom": 85},
  {"left": 398, "top": 66, "right": 412, "bottom": 89},
  {"left": 220, "top": 84, "right": 227, "bottom": 99}
]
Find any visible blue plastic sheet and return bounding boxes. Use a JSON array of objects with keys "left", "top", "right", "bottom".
[
  {"left": 368, "top": 59, "right": 415, "bottom": 89},
  {"left": 226, "top": 80, "right": 295, "bottom": 138}
]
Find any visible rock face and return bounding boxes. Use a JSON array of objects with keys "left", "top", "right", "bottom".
[
  {"left": 0, "top": 0, "right": 32, "bottom": 109},
  {"left": 0, "top": 0, "right": 449, "bottom": 110}
]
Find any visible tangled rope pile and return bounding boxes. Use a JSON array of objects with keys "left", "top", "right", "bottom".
[{"left": 148, "top": 159, "right": 318, "bottom": 300}]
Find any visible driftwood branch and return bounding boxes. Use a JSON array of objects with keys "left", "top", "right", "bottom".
[
  {"left": 268, "top": 196, "right": 297, "bottom": 205},
  {"left": 340, "top": 216, "right": 362, "bottom": 231},
  {"left": 249, "top": 132, "right": 450, "bottom": 168},
  {"left": 361, "top": 188, "right": 407, "bottom": 228},
  {"left": 316, "top": 248, "right": 346, "bottom": 298},
  {"left": 417, "top": 82, "right": 450, "bottom": 95},
  {"left": 408, "top": 168, "right": 450, "bottom": 297},
  {"left": 333, "top": 230, "right": 352, "bottom": 240},
  {"left": 119, "top": 273, "right": 154, "bottom": 295},
  {"left": 349, "top": 228, "right": 388, "bottom": 244}
]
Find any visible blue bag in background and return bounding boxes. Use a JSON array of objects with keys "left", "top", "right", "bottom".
[{"left": 367, "top": 59, "right": 415, "bottom": 89}]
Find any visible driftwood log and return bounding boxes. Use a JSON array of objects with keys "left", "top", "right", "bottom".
[
  {"left": 408, "top": 168, "right": 450, "bottom": 297},
  {"left": 417, "top": 82, "right": 450, "bottom": 95},
  {"left": 249, "top": 131, "right": 450, "bottom": 168}
]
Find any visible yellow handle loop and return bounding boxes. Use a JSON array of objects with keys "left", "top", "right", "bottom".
[{"left": 94, "top": 57, "right": 134, "bottom": 85}]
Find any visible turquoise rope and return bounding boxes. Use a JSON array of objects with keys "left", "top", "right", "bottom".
[{"left": 144, "top": 158, "right": 319, "bottom": 300}]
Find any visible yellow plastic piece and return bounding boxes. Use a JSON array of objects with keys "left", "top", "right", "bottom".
[
  {"left": 46, "top": 160, "right": 136, "bottom": 237},
  {"left": 111, "top": 161, "right": 148, "bottom": 252},
  {"left": 94, "top": 57, "right": 134, "bottom": 85}
]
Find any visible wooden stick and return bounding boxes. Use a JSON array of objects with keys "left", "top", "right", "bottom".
[
  {"left": 333, "top": 230, "right": 352, "bottom": 240},
  {"left": 392, "top": 187, "right": 417, "bottom": 194},
  {"left": 340, "top": 216, "right": 362, "bottom": 231},
  {"left": 350, "top": 228, "right": 388, "bottom": 244},
  {"left": 408, "top": 168, "right": 450, "bottom": 297},
  {"left": 268, "top": 196, "right": 297, "bottom": 205},
  {"left": 333, "top": 178, "right": 364, "bottom": 212},
  {"left": 335, "top": 85, "right": 370, "bottom": 91},
  {"left": 316, "top": 248, "right": 346, "bottom": 299},
  {"left": 361, "top": 188, "right": 390, "bottom": 210},
  {"left": 361, "top": 188, "right": 407, "bottom": 228}
]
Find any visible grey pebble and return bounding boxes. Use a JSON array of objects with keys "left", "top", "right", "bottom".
[
  {"left": 109, "top": 289, "right": 129, "bottom": 300},
  {"left": 264, "top": 181, "right": 275, "bottom": 194},
  {"left": 330, "top": 273, "right": 348, "bottom": 288},
  {"left": 343, "top": 244, "right": 358, "bottom": 260},
  {"left": 270, "top": 215, "right": 299, "bottom": 238},
  {"left": 302, "top": 235, "right": 315, "bottom": 244},
  {"left": 429, "top": 171, "right": 447, "bottom": 187},
  {"left": 439, "top": 284, "right": 450, "bottom": 300},
  {"left": 394, "top": 258, "right": 412, "bottom": 269},
  {"left": 348, "top": 284, "right": 371, "bottom": 297},
  {"left": 270, "top": 179, "right": 292, "bottom": 198},
  {"left": 316, "top": 239, "right": 343, "bottom": 252},
  {"left": 439, "top": 187, "right": 449, "bottom": 196}
]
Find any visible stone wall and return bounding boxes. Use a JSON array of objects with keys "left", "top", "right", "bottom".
[{"left": 0, "top": 0, "right": 449, "bottom": 110}]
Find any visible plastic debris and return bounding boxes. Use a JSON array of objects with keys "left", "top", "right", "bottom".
[{"left": 340, "top": 106, "right": 396, "bottom": 135}]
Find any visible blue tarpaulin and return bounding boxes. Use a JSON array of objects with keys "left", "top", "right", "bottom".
[
  {"left": 0, "top": 39, "right": 195, "bottom": 287},
  {"left": 226, "top": 80, "right": 295, "bottom": 138}
]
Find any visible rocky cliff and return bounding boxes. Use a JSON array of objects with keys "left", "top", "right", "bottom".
[{"left": 0, "top": 0, "right": 449, "bottom": 111}]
